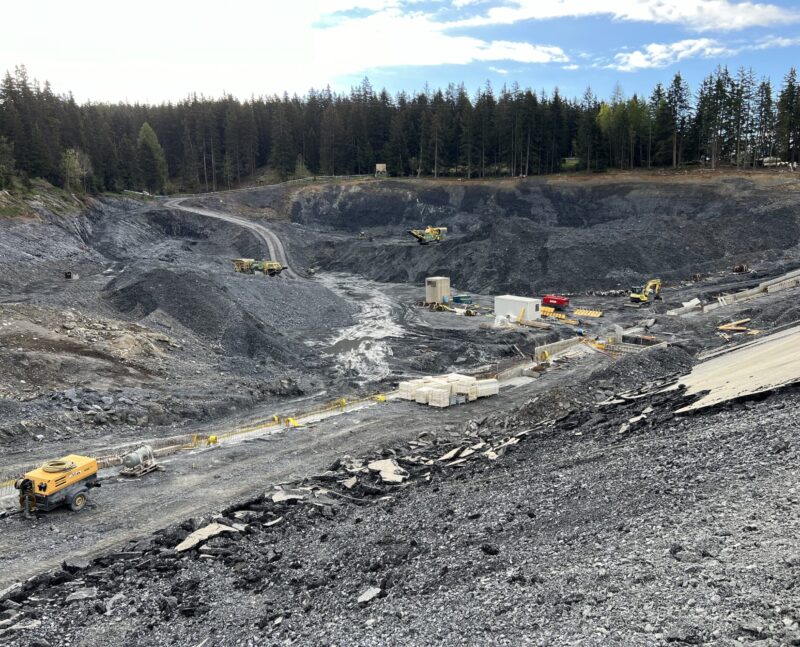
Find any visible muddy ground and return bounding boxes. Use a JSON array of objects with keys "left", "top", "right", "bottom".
[{"left": 1, "top": 171, "right": 800, "bottom": 645}]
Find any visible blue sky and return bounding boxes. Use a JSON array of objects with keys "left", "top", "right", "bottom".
[
  {"left": 2, "top": 0, "right": 799, "bottom": 103},
  {"left": 331, "top": 0, "right": 800, "bottom": 101}
]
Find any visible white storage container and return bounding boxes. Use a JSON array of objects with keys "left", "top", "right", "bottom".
[
  {"left": 494, "top": 295, "right": 542, "bottom": 321},
  {"left": 415, "top": 387, "right": 433, "bottom": 404},
  {"left": 425, "top": 277, "right": 451, "bottom": 304}
]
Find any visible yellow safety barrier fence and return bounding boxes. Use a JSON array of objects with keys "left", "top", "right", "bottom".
[{"left": 0, "top": 391, "right": 392, "bottom": 496}]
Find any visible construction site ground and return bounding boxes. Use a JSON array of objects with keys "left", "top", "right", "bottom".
[{"left": 1, "top": 171, "right": 800, "bottom": 645}]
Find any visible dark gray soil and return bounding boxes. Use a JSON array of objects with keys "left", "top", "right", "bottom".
[
  {"left": 2, "top": 174, "right": 800, "bottom": 647},
  {"left": 279, "top": 176, "right": 800, "bottom": 294},
  {"left": 3, "top": 347, "right": 798, "bottom": 646}
]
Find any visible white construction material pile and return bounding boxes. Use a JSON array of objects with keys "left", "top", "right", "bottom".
[{"left": 397, "top": 373, "right": 498, "bottom": 408}]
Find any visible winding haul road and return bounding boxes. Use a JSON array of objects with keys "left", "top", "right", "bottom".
[{"left": 164, "top": 197, "right": 300, "bottom": 280}]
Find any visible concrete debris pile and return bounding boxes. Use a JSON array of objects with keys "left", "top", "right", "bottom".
[{"left": 398, "top": 373, "right": 499, "bottom": 408}]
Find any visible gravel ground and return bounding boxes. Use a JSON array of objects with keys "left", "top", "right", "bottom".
[
  {"left": 2, "top": 175, "right": 800, "bottom": 646},
  {"left": 2, "top": 348, "right": 798, "bottom": 646}
]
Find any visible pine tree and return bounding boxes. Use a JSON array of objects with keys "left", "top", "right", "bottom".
[
  {"left": 649, "top": 83, "right": 673, "bottom": 167},
  {"left": 667, "top": 72, "right": 692, "bottom": 167},
  {"left": 576, "top": 88, "right": 597, "bottom": 171},
  {"left": 754, "top": 79, "right": 776, "bottom": 162},
  {"left": 0, "top": 136, "right": 14, "bottom": 189},
  {"left": 269, "top": 106, "right": 295, "bottom": 180},
  {"left": 777, "top": 67, "right": 799, "bottom": 164},
  {"left": 136, "top": 122, "right": 167, "bottom": 192}
]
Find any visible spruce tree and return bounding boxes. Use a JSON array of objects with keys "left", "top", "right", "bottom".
[
  {"left": 136, "top": 122, "right": 167, "bottom": 193},
  {"left": 270, "top": 106, "right": 295, "bottom": 180},
  {"left": 777, "top": 68, "right": 799, "bottom": 164},
  {"left": 0, "top": 136, "right": 14, "bottom": 189}
]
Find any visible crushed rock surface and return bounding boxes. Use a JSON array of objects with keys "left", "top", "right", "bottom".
[{"left": 3, "top": 348, "right": 798, "bottom": 646}]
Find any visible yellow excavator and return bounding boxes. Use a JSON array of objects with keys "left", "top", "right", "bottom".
[
  {"left": 409, "top": 226, "right": 447, "bottom": 245},
  {"left": 629, "top": 279, "right": 662, "bottom": 305}
]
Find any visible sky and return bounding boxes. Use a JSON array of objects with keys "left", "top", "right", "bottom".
[{"left": 2, "top": 0, "right": 799, "bottom": 104}]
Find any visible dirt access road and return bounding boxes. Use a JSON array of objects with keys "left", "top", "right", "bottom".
[
  {"left": 163, "top": 197, "right": 300, "bottom": 279},
  {"left": 0, "top": 378, "right": 549, "bottom": 589}
]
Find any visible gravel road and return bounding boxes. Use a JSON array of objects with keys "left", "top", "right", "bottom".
[
  {"left": 164, "top": 197, "right": 301, "bottom": 279},
  {"left": 0, "top": 372, "right": 553, "bottom": 589}
]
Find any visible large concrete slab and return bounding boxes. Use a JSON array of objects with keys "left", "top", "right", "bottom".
[{"left": 678, "top": 325, "right": 800, "bottom": 412}]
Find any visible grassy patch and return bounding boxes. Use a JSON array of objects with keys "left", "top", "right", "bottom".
[{"left": 0, "top": 204, "right": 26, "bottom": 218}]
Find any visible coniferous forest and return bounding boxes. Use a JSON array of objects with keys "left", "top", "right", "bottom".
[{"left": 0, "top": 65, "right": 798, "bottom": 195}]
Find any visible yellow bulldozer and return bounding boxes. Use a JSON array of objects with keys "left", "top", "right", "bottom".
[
  {"left": 409, "top": 226, "right": 447, "bottom": 245},
  {"left": 14, "top": 454, "right": 99, "bottom": 514},
  {"left": 232, "top": 258, "right": 287, "bottom": 276},
  {"left": 629, "top": 279, "right": 663, "bottom": 306}
]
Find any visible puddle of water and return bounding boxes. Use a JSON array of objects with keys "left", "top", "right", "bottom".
[{"left": 312, "top": 273, "right": 405, "bottom": 383}]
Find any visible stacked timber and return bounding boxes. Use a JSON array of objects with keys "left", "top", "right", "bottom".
[
  {"left": 398, "top": 373, "right": 498, "bottom": 408},
  {"left": 476, "top": 379, "right": 500, "bottom": 397}
]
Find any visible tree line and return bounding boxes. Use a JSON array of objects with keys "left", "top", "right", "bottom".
[{"left": 0, "top": 64, "right": 798, "bottom": 194}]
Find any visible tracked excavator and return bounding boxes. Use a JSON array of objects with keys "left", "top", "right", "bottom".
[
  {"left": 628, "top": 279, "right": 662, "bottom": 306},
  {"left": 232, "top": 258, "right": 287, "bottom": 276},
  {"left": 409, "top": 226, "right": 447, "bottom": 245}
]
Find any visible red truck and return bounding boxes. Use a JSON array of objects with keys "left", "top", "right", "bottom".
[{"left": 542, "top": 294, "right": 570, "bottom": 310}]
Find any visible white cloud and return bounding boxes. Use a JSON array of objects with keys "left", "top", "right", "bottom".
[
  {"left": 451, "top": 0, "right": 798, "bottom": 32},
  {"left": 563, "top": 64, "right": 580, "bottom": 70},
  {"left": 489, "top": 66, "right": 509, "bottom": 75},
  {"left": 609, "top": 38, "right": 730, "bottom": 71},
  {"left": 0, "top": 0, "right": 568, "bottom": 102},
  {"left": 4, "top": 1, "right": 798, "bottom": 102},
  {"left": 311, "top": 9, "right": 567, "bottom": 74},
  {"left": 607, "top": 34, "right": 800, "bottom": 71},
  {"left": 753, "top": 35, "right": 800, "bottom": 49},
  {"left": 473, "top": 41, "right": 568, "bottom": 64}
]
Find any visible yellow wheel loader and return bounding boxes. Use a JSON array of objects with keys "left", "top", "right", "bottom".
[{"left": 14, "top": 455, "right": 99, "bottom": 514}]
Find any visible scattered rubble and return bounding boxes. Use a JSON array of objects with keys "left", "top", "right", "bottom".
[
  {"left": 175, "top": 523, "right": 240, "bottom": 552},
  {"left": 2, "top": 175, "right": 800, "bottom": 645}
]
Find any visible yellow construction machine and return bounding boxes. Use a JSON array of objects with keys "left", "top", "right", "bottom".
[
  {"left": 232, "top": 258, "right": 287, "bottom": 276},
  {"left": 629, "top": 279, "right": 662, "bottom": 305},
  {"left": 14, "top": 454, "right": 99, "bottom": 514},
  {"left": 409, "top": 226, "right": 447, "bottom": 245}
]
